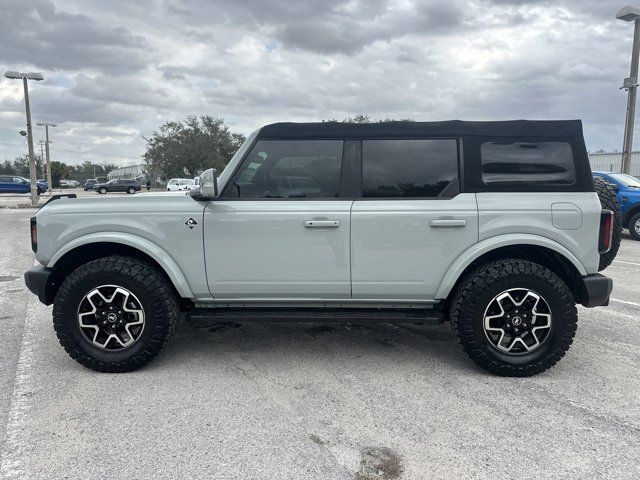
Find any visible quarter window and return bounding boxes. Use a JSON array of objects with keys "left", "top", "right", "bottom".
[
  {"left": 224, "top": 140, "right": 343, "bottom": 198},
  {"left": 481, "top": 141, "right": 575, "bottom": 185},
  {"left": 362, "top": 139, "right": 459, "bottom": 198}
]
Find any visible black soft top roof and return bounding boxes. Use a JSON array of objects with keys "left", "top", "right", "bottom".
[{"left": 258, "top": 120, "right": 583, "bottom": 140}]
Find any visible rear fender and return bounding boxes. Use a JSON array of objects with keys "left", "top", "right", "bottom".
[{"left": 435, "top": 234, "right": 587, "bottom": 299}]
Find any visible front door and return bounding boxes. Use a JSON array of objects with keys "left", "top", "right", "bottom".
[
  {"left": 204, "top": 138, "right": 352, "bottom": 300},
  {"left": 350, "top": 138, "right": 478, "bottom": 300}
]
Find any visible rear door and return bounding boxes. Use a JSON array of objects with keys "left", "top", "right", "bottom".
[
  {"left": 204, "top": 138, "right": 353, "bottom": 299},
  {"left": 351, "top": 138, "right": 478, "bottom": 300},
  {"left": 0, "top": 176, "right": 11, "bottom": 193}
]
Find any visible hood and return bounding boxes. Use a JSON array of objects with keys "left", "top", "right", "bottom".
[{"left": 37, "top": 191, "right": 201, "bottom": 217}]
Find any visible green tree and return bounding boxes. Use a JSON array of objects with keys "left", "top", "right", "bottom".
[
  {"left": 0, "top": 160, "right": 15, "bottom": 174},
  {"left": 50, "top": 161, "right": 70, "bottom": 187},
  {"left": 143, "top": 116, "right": 245, "bottom": 182}
]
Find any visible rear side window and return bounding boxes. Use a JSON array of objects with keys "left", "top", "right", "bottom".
[
  {"left": 224, "top": 140, "right": 343, "bottom": 198},
  {"left": 362, "top": 139, "right": 459, "bottom": 198},
  {"left": 481, "top": 141, "right": 575, "bottom": 186}
]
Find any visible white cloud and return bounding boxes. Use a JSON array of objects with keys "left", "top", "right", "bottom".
[{"left": 0, "top": 0, "right": 634, "bottom": 166}]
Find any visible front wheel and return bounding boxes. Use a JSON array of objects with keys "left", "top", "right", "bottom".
[
  {"left": 99, "top": 187, "right": 107, "bottom": 194},
  {"left": 53, "top": 256, "right": 179, "bottom": 372},
  {"left": 629, "top": 212, "right": 640, "bottom": 241},
  {"left": 450, "top": 259, "right": 577, "bottom": 377}
]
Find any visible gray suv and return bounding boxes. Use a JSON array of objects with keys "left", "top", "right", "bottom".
[{"left": 24, "top": 120, "right": 615, "bottom": 376}]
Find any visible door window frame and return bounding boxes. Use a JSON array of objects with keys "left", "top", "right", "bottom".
[
  {"left": 355, "top": 136, "right": 462, "bottom": 200},
  {"left": 219, "top": 137, "right": 353, "bottom": 201}
]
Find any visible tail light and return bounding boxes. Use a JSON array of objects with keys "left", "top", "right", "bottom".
[
  {"left": 598, "top": 209, "right": 613, "bottom": 254},
  {"left": 30, "top": 216, "right": 37, "bottom": 253}
]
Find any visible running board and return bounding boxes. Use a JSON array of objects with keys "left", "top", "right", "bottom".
[{"left": 187, "top": 307, "right": 445, "bottom": 326}]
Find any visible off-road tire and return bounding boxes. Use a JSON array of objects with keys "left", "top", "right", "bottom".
[
  {"left": 629, "top": 212, "right": 640, "bottom": 241},
  {"left": 53, "top": 256, "right": 178, "bottom": 372},
  {"left": 450, "top": 259, "right": 577, "bottom": 377},
  {"left": 594, "top": 176, "right": 622, "bottom": 270}
]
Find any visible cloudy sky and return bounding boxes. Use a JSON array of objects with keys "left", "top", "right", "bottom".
[{"left": 0, "top": 0, "right": 635, "bottom": 166}]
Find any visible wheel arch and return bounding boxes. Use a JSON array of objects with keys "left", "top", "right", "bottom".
[
  {"left": 46, "top": 233, "right": 193, "bottom": 303},
  {"left": 623, "top": 203, "right": 640, "bottom": 227},
  {"left": 436, "top": 235, "right": 588, "bottom": 304}
]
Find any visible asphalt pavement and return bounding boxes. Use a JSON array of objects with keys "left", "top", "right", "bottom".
[{"left": 0, "top": 205, "right": 639, "bottom": 479}]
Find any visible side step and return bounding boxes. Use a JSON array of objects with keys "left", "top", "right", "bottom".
[{"left": 186, "top": 307, "right": 445, "bottom": 326}]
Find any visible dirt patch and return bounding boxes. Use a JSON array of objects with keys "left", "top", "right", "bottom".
[
  {"left": 356, "top": 446, "right": 403, "bottom": 480},
  {"left": 309, "top": 433, "right": 326, "bottom": 446},
  {"left": 0, "top": 275, "right": 18, "bottom": 282}
]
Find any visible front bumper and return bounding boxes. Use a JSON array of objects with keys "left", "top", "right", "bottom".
[
  {"left": 24, "top": 265, "right": 54, "bottom": 305},
  {"left": 581, "top": 273, "right": 613, "bottom": 308}
]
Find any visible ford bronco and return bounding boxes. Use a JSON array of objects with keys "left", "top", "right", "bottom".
[{"left": 24, "top": 120, "right": 616, "bottom": 376}]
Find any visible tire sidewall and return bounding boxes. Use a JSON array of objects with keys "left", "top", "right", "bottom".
[{"left": 630, "top": 213, "right": 640, "bottom": 240}]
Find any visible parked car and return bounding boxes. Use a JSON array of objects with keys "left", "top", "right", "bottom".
[
  {"left": 166, "top": 178, "right": 197, "bottom": 191},
  {"left": 25, "top": 120, "right": 616, "bottom": 376},
  {"left": 37, "top": 179, "right": 49, "bottom": 189},
  {"left": 60, "top": 179, "right": 80, "bottom": 188},
  {"left": 0, "top": 175, "right": 47, "bottom": 194},
  {"left": 94, "top": 179, "right": 141, "bottom": 194},
  {"left": 83, "top": 179, "right": 97, "bottom": 191},
  {"left": 593, "top": 171, "right": 640, "bottom": 240}
]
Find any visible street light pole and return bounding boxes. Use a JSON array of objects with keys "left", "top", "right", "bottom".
[
  {"left": 4, "top": 71, "right": 44, "bottom": 206},
  {"left": 37, "top": 122, "right": 57, "bottom": 194},
  {"left": 23, "top": 76, "right": 39, "bottom": 205},
  {"left": 617, "top": 6, "right": 640, "bottom": 174},
  {"left": 38, "top": 140, "right": 46, "bottom": 177}
]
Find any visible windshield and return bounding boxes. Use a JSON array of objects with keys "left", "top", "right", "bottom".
[
  {"left": 610, "top": 173, "right": 640, "bottom": 188},
  {"left": 217, "top": 129, "right": 260, "bottom": 192}
]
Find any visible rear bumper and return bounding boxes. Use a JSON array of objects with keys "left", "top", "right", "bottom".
[
  {"left": 24, "top": 265, "right": 54, "bottom": 305},
  {"left": 581, "top": 274, "right": 613, "bottom": 308}
]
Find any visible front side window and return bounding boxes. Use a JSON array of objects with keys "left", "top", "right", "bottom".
[
  {"left": 481, "top": 141, "right": 575, "bottom": 185},
  {"left": 223, "top": 140, "right": 343, "bottom": 198},
  {"left": 362, "top": 139, "right": 459, "bottom": 198}
]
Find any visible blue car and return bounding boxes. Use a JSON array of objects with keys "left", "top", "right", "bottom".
[
  {"left": 0, "top": 175, "right": 48, "bottom": 195},
  {"left": 593, "top": 171, "right": 640, "bottom": 240}
]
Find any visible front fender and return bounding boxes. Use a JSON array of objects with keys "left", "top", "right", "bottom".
[
  {"left": 47, "top": 232, "right": 194, "bottom": 299},
  {"left": 434, "top": 234, "right": 587, "bottom": 300}
]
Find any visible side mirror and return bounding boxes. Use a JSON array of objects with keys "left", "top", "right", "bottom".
[{"left": 189, "top": 168, "right": 218, "bottom": 200}]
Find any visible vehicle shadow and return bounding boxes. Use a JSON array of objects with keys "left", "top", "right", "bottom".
[{"left": 156, "top": 320, "right": 477, "bottom": 374}]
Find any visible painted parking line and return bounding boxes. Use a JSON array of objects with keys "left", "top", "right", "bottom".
[
  {"left": 613, "top": 260, "right": 640, "bottom": 267},
  {"left": 610, "top": 298, "right": 640, "bottom": 308}
]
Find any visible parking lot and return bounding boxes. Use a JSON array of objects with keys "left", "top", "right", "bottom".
[{"left": 1, "top": 200, "right": 639, "bottom": 479}]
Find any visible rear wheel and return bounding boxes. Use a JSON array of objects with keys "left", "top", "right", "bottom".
[
  {"left": 127, "top": 187, "right": 135, "bottom": 194},
  {"left": 53, "top": 256, "right": 178, "bottom": 372},
  {"left": 450, "top": 259, "right": 577, "bottom": 377},
  {"left": 594, "top": 177, "right": 622, "bottom": 270},
  {"left": 629, "top": 212, "right": 640, "bottom": 241}
]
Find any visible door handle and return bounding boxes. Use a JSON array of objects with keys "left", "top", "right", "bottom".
[
  {"left": 304, "top": 220, "right": 340, "bottom": 228},
  {"left": 429, "top": 218, "right": 467, "bottom": 228}
]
